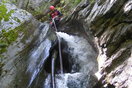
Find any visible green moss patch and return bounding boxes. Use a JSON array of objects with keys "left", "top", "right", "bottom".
[
  {"left": 0, "top": 23, "right": 26, "bottom": 55},
  {"left": 0, "top": 3, "right": 14, "bottom": 24}
]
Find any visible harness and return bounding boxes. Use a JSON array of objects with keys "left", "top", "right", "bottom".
[{"left": 50, "top": 10, "right": 59, "bottom": 18}]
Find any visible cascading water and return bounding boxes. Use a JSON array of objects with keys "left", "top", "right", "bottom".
[
  {"left": 26, "top": 23, "right": 52, "bottom": 87},
  {"left": 56, "top": 32, "right": 98, "bottom": 73},
  {"left": 24, "top": 22, "right": 98, "bottom": 88},
  {"left": 27, "top": 39, "right": 51, "bottom": 87},
  {"left": 43, "top": 32, "right": 98, "bottom": 88}
]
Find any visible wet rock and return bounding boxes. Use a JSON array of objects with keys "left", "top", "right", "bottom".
[
  {"left": 66, "top": 73, "right": 96, "bottom": 88},
  {"left": 62, "top": 0, "right": 132, "bottom": 88},
  {"left": 0, "top": 3, "right": 32, "bottom": 31},
  {"left": 0, "top": 10, "right": 57, "bottom": 88},
  {"left": 0, "top": 3, "right": 35, "bottom": 88}
]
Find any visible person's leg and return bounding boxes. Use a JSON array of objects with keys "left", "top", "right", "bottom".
[{"left": 54, "top": 18, "right": 60, "bottom": 29}]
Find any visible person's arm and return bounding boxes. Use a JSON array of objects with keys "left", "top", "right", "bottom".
[{"left": 57, "top": 10, "right": 63, "bottom": 17}]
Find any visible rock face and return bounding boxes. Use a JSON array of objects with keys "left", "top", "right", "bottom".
[
  {"left": 0, "top": 18, "right": 40, "bottom": 88},
  {"left": 0, "top": 3, "right": 57, "bottom": 88},
  {"left": 0, "top": 0, "right": 131, "bottom": 88},
  {"left": 0, "top": 4, "right": 33, "bottom": 85},
  {"left": 0, "top": 3, "right": 32, "bottom": 31},
  {"left": 63, "top": 0, "right": 132, "bottom": 87},
  {"left": 0, "top": 20, "right": 57, "bottom": 88},
  {"left": 10, "top": 0, "right": 55, "bottom": 13}
]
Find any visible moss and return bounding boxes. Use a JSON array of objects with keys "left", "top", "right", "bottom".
[
  {"left": 0, "top": 62, "right": 4, "bottom": 76},
  {"left": 1, "top": 0, "right": 10, "bottom": 3},
  {"left": 0, "top": 29, "right": 18, "bottom": 54},
  {"left": 0, "top": 3, "right": 14, "bottom": 24},
  {"left": 13, "top": 17, "right": 21, "bottom": 23},
  {"left": 0, "top": 23, "right": 26, "bottom": 55},
  {"left": 90, "top": 0, "right": 95, "bottom": 3},
  {"left": 0, "top": 23, "right": 27, "bottom": 70}
]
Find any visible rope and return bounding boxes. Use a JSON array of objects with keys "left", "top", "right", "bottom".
[
  {"left": 53, "top": 18, "right": 63, "bottom": 74},
  {"left": 51, "top": 56, "right": 56, "bottom": 88}
]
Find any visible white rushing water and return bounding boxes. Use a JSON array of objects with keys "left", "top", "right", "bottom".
[
  {"left": 43, "top": 32, "right": 98, "bottom": 88},
  {"left": 27, "top": 23, "right": 52, "bottom": 87},
  {"left": 56, "top": 32, "right": 97, "bottom": 73},
  {"left": 44, "top": 73, "right": 90, "bottom": 88},
  {"left": 27, "top": 39, "right": 51, "bottom": 86}
]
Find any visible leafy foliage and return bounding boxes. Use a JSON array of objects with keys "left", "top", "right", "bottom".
[
  {"left": 0, "top": 29, "right": 18, "bottom": 54},
  {"left": 56, "top": 0, "right": 81, "bottom": 16},
  {"left": 1, "top": 0, "right": 10, "bottom": 3},
  {"left": 0, "top": 2, "right": 15, "bottom": 55},
  {"left": 89, "top": 0, "right": 95, "bottom": 4},
  {"left": 0, "top": 22, "right": 27, "bottom": 55},
  {"left": 0, "top": 3, "right": 14, "bottom": 23}
]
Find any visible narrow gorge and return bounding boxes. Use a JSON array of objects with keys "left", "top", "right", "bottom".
[{"left": 0, "top": 0, "right": 131, "bottom": 88}]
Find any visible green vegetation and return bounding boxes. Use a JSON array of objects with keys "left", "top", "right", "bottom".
[
  {"left": 57, "top": 0, "right": 82, "bottom": 16},
  {"left": 0, "top": 29, "right": 18, "bottom": 53},
  {"left": 1, "top": 0, "right": 10, "bottom": 3},
  {"left": 0, "top": 22, "right": 26, "bottom": 75},
  {"left": 89, "top": 0, "right": 95, "bottom": 3},
  {"left": 0, "top": 1, "right": 15, "bottom": 75},
  {"left": 0, "top": 3, "right": 14, "bottom": 24},
  {"left": 0, "top": 22, "right": 26, "bottom": 54},
  {"left": 0, "top": 62, "right": 4, "bottom": 76},
  {"left": 0, "top": 2, "right": 15, "bottom": 55}
]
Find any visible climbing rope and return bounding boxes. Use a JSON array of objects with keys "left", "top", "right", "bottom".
[
  {"left": 51, "top": 18, "right": 63, "bottom": 88},
  {"left": 51, "top": 52, "right": 56, "bottom": 88},
  {"left": 52, "top": 18, "right": 64, "bottom": 74}
]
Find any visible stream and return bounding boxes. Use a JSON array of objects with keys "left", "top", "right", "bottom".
[{"left": 25, "top": 22, "right": 98, "bottom": 88}]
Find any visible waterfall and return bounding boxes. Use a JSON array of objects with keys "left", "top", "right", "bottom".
[
  {"left": 24, "top": 22, "right": 98, "bottom": 88},
  {"left": 57, "top": 35, "right": 63, "bottom": 74},
  {"left": 43, "top": 32, "right": 98, "bottom": 88},
  {"left": 56, "top": 32, "right": 98, "bottom": 73},
  {"left": 26, "top": 23, "right": 52, "bottom": 87}
]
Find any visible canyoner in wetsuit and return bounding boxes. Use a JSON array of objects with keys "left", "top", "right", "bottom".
[{"left": 49, "top": 6, "right": 63, "bottom": 30}]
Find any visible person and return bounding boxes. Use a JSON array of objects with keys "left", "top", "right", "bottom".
[{"left": 49, "top": 5, "right": 63, "bottom": 29}]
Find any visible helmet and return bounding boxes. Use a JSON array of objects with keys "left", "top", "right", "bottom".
[{"left": 49, "top": 6, "right": 55, "bottom": 10}]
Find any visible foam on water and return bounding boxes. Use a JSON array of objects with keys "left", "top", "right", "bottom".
[{"left": 56, "top": 32, "right": 97, "bottom": 73}]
